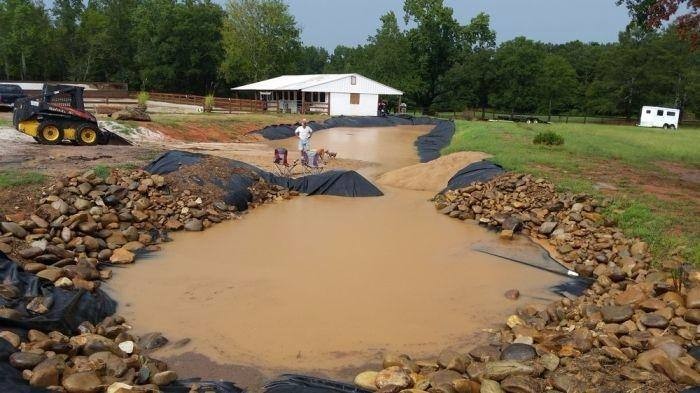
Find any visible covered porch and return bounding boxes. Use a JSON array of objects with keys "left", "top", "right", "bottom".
[{"left": 251, "top": 90, "right": 329, "bottom": 115}]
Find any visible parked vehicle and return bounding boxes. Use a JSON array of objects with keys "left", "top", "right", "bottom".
[
  {"left": 496, "top": 114, "right": 548, "bottom": 124},
  {"left": 0, "top": 84, "right": 26, "bottom": 108},
  {"left": 639, "top": 106, "right": 679, "bottom": 129},
  {"left": 13, "top": 84, "right": 116, "bottom": 145}
]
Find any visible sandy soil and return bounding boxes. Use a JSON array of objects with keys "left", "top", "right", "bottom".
[{"left": 376, "top": 151, "right": 492, "bottom": 192}]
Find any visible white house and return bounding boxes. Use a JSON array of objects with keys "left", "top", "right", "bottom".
[{"left": 232, "top": 74, "right": 403, "bottom": 116}]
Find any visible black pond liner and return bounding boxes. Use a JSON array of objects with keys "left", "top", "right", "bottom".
[
  {"left": 442, "top": 160, "right": 506, "bottom": 192},
  {"left": 256, "top": 115, "right": 455, "bottom": 163},
  {"left": 144, "top": 150, "right": 383, "bottom": 211},
  {"left": 265, "top": 374, "right": 370, "bottom": 393}
]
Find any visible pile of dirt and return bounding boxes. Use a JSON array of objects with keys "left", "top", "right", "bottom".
[
  {"left": 112, "top": 105, "right": 151, "bottom": 122},
  {"left": 374, "top": 172, "right": 700, "bottom": 392},
  {"left": 375, "top": 151, "right": 491, "bottom": 192}
]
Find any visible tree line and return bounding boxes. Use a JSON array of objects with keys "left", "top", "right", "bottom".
[{"left": 0, "top": 0, "right": 698, "bottom": 117}]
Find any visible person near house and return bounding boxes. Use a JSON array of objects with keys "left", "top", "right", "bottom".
[{"left": 295, "top": 118, "right": 313, "bottom": 152}]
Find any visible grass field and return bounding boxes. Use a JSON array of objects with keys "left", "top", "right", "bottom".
[
  {"left": 444, "top": 120, "right": 700, "bottom": 265},
  {"left": 0, "top": 170, "right": 46, "bottom": 188}
]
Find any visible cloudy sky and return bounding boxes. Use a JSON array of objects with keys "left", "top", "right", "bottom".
[{"left": 284, "top": 0, "right": 632, "bottom": 49}]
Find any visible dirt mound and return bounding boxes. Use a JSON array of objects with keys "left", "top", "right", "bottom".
[{"left": 375, "top": 151, "right": 491, "bottom": 192}]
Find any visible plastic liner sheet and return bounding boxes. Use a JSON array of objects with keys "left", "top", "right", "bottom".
[
  {"left": 264, "top": 171, "right": 383, "bottom": 197},
  {"left": 443, "top": 161, "right": 505, "bottom": 192},
  {"left": 414, "top": 120, "right": 456, "bottom": 163},
  {"left": 265, "top": 374, "right": 371, "bottom": 393},
  {"left": 145, "top": 151, "right": 383, "bottom": 211},
  {"left": 0, "top": 251, "right": 116, "bottom": 335},
  {"left": 471, "top": 238, "right": 593, "bottom": 297},
  {"left": 256, "top": 115, "right": 455, "bottom": 163}
]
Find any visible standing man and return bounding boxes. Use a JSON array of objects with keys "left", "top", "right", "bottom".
[{"left": 295, "top": 118, "right": 313, "bottom": 152}]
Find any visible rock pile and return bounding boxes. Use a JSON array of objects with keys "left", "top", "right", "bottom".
[
  {"left": 371, "top": 172, "right": 700, "bottom": 392},
  {"left": 4, "top": 315, "right": 183, "bottom": 391},
  {"left": 0, "top": 166, "right": 292, "bottom": 391},
  {"left": 113, "top": 105, "right": 151, "bottom": 122}
]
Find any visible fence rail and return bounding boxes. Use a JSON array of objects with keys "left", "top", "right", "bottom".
[
  {"left": 131, "top": 92, "right": 265, "bottom": 113},
  {"left": 448, "top": 109, "right": 700, "bottom": 127}
]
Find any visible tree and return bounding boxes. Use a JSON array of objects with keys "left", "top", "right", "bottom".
[
  {"left": 490, "top": 37, "right": 547, "bottom": 114},
  {"left": 441, "top": 12, "right": 497, "bottom": 116},
  {"left": 220, "top": 0, "right": 301, "bottom": 86},
  {"left": 537, "top": 54, "right": 579, "bottom": 120},
  {"left": 52, "top": 0, "right": 85, "bottom": 79},
  {"left": 403, "top": 0, "right": 462, "bottom": 112},
  {"left": 0, "top": 0, "right": 55, "bottom": 80},
  {"left": 295, "top": 46, "right": 329, "bottom": 74},
  {"left": 617, "top": 0, "right": 698, "bottom": 44},
  {"left": 132, "top": 0, "right": 224, "bottom": 93}
]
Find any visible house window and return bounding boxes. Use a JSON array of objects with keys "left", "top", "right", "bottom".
[
  {"left": 351, "top": 76, "right": 357, "bottom": 85},
  {"left": 305, "top": 92, "right": 312, "bottom": 102},
  {"left": 645, "top": 110, "right": 651, "bottom": 114},
  {"left": 350, "top": 93, "right": 360, "bottom": 105},
  {"left": 667, "top": 111, "right": 676, "bottom": 116},
  {"left": 320, "top": 92, "right": 326, "bottom": 102},
  {"left": 657, "top": 109, "right": 664, "bottom": 116}
]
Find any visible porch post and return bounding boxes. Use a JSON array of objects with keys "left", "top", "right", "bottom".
[{"left": 301, "top": 90, "right": 305, "bottom": 115}]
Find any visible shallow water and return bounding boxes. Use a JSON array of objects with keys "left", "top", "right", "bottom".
[{"left": 107, "top": 126, "right": 565, "bottom": 385}]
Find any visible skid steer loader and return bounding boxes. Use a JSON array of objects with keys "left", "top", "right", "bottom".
[{"left": 12, "top": 84, "right": 130, "bottom": 146}]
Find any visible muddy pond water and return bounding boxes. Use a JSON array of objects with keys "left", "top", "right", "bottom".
[{"left": 107, "top": 126, "right": 566, "bottom": 388}]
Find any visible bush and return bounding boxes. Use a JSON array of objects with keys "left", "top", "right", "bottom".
[
  {"left": 137, "top": 91, "right": 149, "bottom": 107},
  {"left": 204, "top": 94, "right": 214, "bottom": 112},
  {"left": 533, "top": 131, "right": 564, "bottom": 146}
]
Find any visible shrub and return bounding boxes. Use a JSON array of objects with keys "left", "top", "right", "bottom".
[
  {"left": 93, "top": 165, "right": 111, "bottom": 179},
  {"left": 204, "top": 94, "right": 215, "bottom": 112},
  {"left": 533, "top": 131, "right": 564, "bottom": 146},
  {"left": 137, "top": 91, "right": 149, "bottom": 107}
]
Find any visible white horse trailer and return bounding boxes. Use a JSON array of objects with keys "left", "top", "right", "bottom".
[{"left": 639, "top": 106, "right": 680, "bottom": 129}]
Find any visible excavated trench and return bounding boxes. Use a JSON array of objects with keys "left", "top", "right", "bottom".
[{"left": 107, "top": 126, "right": 567, "bottom": 390}]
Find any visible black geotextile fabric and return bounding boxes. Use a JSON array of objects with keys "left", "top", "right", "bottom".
[
  {"left": 256, "top": 115, "right": 455, "bottom": 163},
  {"left": 145, "top": 151, "right": 383, "bottom": 211},
  {"left": 265, "top": 374, "right": 370, "bottom": 393},
  {"left": 443, "top": 160, "right": 506, "bottom": 192},
  {"left": 0, "top": 251, "right": 116, "bottom": 335},
  {"left": 263, "top": 171, "right": 383, "bottom": 197},
  {"left": 161, "top": 379, "right": 243, "bottom": 393}
]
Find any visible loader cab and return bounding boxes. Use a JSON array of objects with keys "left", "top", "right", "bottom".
[{"left": 42, "top": 84, "right": 86, "bottom": 111}]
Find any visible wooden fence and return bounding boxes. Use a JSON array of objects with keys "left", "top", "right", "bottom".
[{"left": 132, "top": 92, "right": 266, "bottom": 113}]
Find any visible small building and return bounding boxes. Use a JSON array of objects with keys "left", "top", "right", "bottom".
[{"left": 232, "top": 74, "right": 403, "bottom": 116}]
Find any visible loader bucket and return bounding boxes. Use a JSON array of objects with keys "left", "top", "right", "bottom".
[{"left": 100, "top": 130, "right": 132, "bottom": 146}]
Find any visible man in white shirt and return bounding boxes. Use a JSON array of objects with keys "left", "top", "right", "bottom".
[{"left": 294, "top": 118, "right": 313, "bottom": 152}]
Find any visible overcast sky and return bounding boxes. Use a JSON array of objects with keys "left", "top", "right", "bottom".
[{"left": 285, "top": 0, "right": 632, "bottom": 49}]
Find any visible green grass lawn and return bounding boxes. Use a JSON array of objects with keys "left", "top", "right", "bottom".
[
  {"left": 0, "top": 170, "right": 46, "bottom": 188},
  {"left": 444, "top": 120, "right": 700, "bottom": 265}
]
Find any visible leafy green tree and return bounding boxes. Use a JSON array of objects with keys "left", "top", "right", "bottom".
[
  {"left": 52, "top": 0, "right": 85, "bottom": 79},
  {"left": 442, "top": 12, "right": 497, "bottom": 116},
  {"left": 617, "top": 0, "right": 698, "bottom": 44},
  {"left": 133, "top": 0, "right": 224, "bottom": 93},
  {"left": 364, "top": 11, "right": 419, "bottom": 97},
  {"left": 221, "top": 0, "right": 301, "bottom": 85},
  {"left": 490, "top": 37, "right": 547, "bottom": 113},
  {"left": 537, "top": 54, "right": 579, "bottom": 119},
  {"left": 0, "top": 0, "right": 55, "bottom": 80},
  {"left": 295, "top": 45, "right": 329, "bottom": 74},
  {"left": 325, "top": 45, "right": 370, "bottom": 74},
  {"left": 403, "top": 0, "right": 462, "bottom": 112}
]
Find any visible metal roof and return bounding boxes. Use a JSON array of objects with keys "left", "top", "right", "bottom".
[{"left": 232, "top": 74, "right": 403, "bottom": 95}]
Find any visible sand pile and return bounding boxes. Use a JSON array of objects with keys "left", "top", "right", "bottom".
[{"left": 375, "top": 151, "right": 491, "bottom": 192}]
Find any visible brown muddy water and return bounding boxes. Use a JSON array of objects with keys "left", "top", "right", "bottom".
[{"left": 107, "top": 126, "right": 566, "bottom": 389}]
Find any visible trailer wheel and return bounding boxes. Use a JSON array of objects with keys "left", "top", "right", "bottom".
[
  {"left": 662, "top": 124, "right": 669, "bottom": 129},
  {"left": 669, "top": 124, "right": 676, "bottom": 130},
  {"left": 37, "top": 122, "right": 63, "bottom": 145},
  {"left": 533, "top": 118, "right": 539, "bottom": 124},
  {"left": 77, "top": 124, "right": 100, "bottom": 146},
  {"left": 526, "top": 119, "right": 532, "bottom": 124}
]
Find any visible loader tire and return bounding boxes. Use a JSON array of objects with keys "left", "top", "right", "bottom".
[
  {"left": 77, "top": 124, "right": 100, "bottom": 146},
  {"left": 37, "top": 123, "right": 63, "bottom": 145}
]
